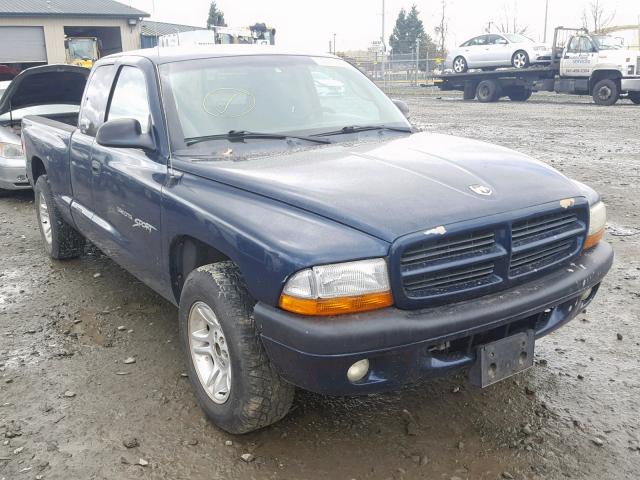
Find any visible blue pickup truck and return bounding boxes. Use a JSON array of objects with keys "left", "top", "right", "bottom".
[{"left": 22, "top": 46, "right": 613, "bottom": 434}]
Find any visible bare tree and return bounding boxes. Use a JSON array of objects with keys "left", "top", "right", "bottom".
[
  {"left": 434, "top": 0, "right": 448, "bottom": 58},
  {"left": 496, "top": 1, "right": 529, "bottom": 35},
  {"left": 581, "top": 0, "right": 616, "bottom": 33}
]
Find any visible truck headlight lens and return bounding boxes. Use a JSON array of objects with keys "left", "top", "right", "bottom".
[
  {"left": 584, "top": 201, "right": 606, "bottom": 250},
  {"left": 0, "top": 142, "right": 24, "bottom": 159},
  {"left": 279, "top": 258, "right": 393, "bottom": 316}
]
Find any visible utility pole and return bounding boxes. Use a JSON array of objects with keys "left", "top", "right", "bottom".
[
  {"left": 415, "top": 38, "right": 420, "bottom": 86},
  {"left": 543, "top": 0, "right": 549, "bottom": 42},
  {"left": 333, "top": 33, "right": 336, "bottom": 55},
  {"left": 381, "top": 0, "right": 386, "bottom": 90},
  {"left": 329, "top": 40, "right": 332, "bottom": 54}
]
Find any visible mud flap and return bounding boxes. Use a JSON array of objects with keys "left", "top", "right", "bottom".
[{"left": 469, "top": 330, "right": 534, "bottom": 388}]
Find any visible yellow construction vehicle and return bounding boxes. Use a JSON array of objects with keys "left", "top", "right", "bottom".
[{"left": 65, "top": 37, "right": 100, "bottom": 68}]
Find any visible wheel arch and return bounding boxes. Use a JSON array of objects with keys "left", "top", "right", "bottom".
[
  {"left": 169, "top": 235, "right": 231, "bottom": 303},
  {"left": 590, "top": 70, "right": 622, "bottom": 93},
  {"left": 29, "top": 156, "right": 46, "bottom": 186}
]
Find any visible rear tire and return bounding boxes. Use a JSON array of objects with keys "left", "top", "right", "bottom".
[
  {"left": 592, "top": 79, "right": 619, "bottom": 106},
  {"left": 179, "top": 262, "right": 294, "bottom": 434},
  {"left": 476, "top": 80, "right": 501, "bottom": 103},
  {"left": 453, "top": 56, "right": 468, "bottom": 73},
  {"left": 507, "top": 86, "right": 533, "bottom": 102},
  {"left": 512, "top": 50, "right": 530, "bottom": 69},
  {"left": 463, "top": 81, "right": 477, "bottom": 100},
  {"left": 34, "top": 175, "right": 85, "bottom": 259},
  {"left": 629, "top": 92, "right": 640, "bottom": 104}
]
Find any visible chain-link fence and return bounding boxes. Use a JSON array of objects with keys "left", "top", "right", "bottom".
[{"left": 338, "top": 49, "right": 445, "bottom": 95}]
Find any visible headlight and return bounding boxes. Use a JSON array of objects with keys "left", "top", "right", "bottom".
[
  {"left": 279, "top": 258, "right": 393, "bottom": 316},
  {"left": 584, "top": 201, "right": 606, "bottom": 250},
  {"left": 0, "top": 141, "right": 24, "bottom": 159}
]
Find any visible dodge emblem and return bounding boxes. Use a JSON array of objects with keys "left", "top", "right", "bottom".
[{"left": 469, "top": 184, "right": 493, "bottom": 196}]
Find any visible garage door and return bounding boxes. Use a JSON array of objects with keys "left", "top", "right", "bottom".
[{"left": 0, "top": 26, "right": 47, "bottom": 63}]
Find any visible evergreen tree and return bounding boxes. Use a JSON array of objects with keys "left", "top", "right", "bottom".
[
  {"left": 207, "top": 1, "right": 226, "bottom": 29},
  {"left": 389, "top": 4, "right": 437, "bottom": 70}
]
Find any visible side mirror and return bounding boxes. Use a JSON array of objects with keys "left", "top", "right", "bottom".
[
  {"left": 392, "top": 99, "right": 410, "bottom": 119},
  {"left": 96, "top": 118, "right": 156, "bottom": 151}
]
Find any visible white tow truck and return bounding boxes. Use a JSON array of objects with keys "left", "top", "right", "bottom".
[{"left": 436, "top": 27, "right": 640, "bottom": 106}]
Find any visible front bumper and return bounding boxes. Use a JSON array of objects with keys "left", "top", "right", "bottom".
[
  {"left": 0, "top": 157, "right": 30, "bottom": 190},
  {"left": 255, "top": 242, "right": 613, "bottom": 395}
]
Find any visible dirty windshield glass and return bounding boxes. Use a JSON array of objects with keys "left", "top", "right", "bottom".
[{"left": 159, "top": 55, "right": 409, "bottom": 151}]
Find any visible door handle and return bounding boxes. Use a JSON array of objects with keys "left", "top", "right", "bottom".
[{"left": 91, "top": 160, "right": 101, "bottom": 175}]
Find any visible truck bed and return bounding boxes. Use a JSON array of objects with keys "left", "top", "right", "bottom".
[{"left": 435, "top": 66, "right": 558, "bottom": 91}]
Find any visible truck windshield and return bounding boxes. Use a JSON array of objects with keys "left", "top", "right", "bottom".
[
  {"left": 159, "top": 55, "right": 410, "bottom": 151},
  {"left": 592, "top": 36, "right": 624, "bottom": 50}
]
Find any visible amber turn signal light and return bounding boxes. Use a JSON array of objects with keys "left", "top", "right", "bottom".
[
  {"left": 583, "top": 228, "right": 604, "bottom": 250},
  {"left": 279, "top": 291, "right": 393, "bottom": 316}
]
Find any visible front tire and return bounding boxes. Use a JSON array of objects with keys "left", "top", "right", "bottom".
[
  {"left": 629, "top": 92, "right": 640, "bottom": 104},
  {"left": 453, "top": 56, "right": 468, "bottom": 73},
  {"left": 179, "top": 262, "right": 294, "bottom": 434},
  {"left": 592, "top": 79, "right": 619, "bottom": 106},
  {"left": 512, "top": 50, "right": 530, "bottom": 69},
  {"left": 507, "top": 86, "right": 533, "bottom": 102},
  {"left": 34, "top": 175, "right": 85, "bottom": 259}
]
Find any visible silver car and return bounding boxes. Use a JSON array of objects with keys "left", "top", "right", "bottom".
[
  {"left": 447, "top": 33, "right": 552, "bottom": 73},
  {"left": 0, "top": 65, "right": 87, "bottom": 195}
]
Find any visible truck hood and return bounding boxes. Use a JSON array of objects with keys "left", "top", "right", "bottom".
[
  {"left": 174, "top": 133, "right": 582, "bottom": 242},
  {"left": 598, "top": 49, "right": 640, "bottom": 64},
  {"left": 0, "top": 64, "right": 89, "bottom": 116}
]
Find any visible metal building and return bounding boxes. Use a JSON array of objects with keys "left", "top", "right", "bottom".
[{"left": 0, "top": 0, "right": 148, "bottom": 66}]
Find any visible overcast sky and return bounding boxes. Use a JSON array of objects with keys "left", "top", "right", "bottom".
[{"left": 127, "top": 0, "right": 639, "bottom": 50}]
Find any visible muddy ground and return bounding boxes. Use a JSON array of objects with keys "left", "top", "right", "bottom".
[{"left": 1, "top": 91, "right": 639, "bottom": 480}]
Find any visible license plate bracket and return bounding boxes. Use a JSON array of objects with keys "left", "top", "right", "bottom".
[{"left": 469, "top": 330, "right": 535, "bottom": 388}]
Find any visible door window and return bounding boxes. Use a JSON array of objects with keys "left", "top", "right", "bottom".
[
  {"left": 107, "top": 66, "right": 151, "bottom": 133},
  {"left": 78, "top": 65, "right": 116, "bottom": 136},
  {"left": 487, "top": 35, "right": 507, "bottom": 45},
  {"left": 568, "top": 37, "right": 595, "bottom": 54}
]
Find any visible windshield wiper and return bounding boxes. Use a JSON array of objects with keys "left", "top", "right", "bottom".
[
  {"left": 311, "top": 125, "right": 413, "bottom": 137},
  {"left": 185, "top": 130, "right": 332, "bottom": 147}
]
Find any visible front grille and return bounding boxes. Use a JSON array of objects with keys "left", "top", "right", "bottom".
[
  {"left": 400, "top": 230, "right": 503, "bottom": 299},
  {"left": 510, "top": 211, "right": 583, "bottom": 277},
  {"left": 404, "top": 261, "right": 497, "bottom": 296},
  {"left": 395, "top": 203, "right": 588, "bottom": 307},
  {"left": 401, "top": 230, "right": 496, "bottom": 268}
]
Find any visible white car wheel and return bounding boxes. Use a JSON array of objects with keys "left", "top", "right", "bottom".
[
  {"left": 453, "top": 56, "right": 468, "bottom": 73},
  {"left": 512, "top": 51, "right": 529, "bottom": 69}
]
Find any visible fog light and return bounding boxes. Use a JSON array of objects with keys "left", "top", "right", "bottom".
[
  {"left": 580, "top": 288, "right": 593, "bottom": 302},
  {"left": 347, "top": 359, "right": 370, "bottom": 383}
]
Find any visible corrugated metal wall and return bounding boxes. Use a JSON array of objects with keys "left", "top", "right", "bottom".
[{"left": 0, "top": 16, "right": 141, "bottom": 64}]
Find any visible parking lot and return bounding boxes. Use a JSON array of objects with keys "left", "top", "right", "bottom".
[{"left": 1, "top": 91, "right": 639, "bottom": 480}]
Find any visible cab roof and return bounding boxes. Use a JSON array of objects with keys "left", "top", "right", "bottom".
[{"left": 99, "top": 45, "right": 338, "bottom": 65}]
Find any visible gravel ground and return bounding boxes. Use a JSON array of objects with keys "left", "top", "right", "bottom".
[{"left": 1, "top": 90, "right": 639, "bottom": 480}]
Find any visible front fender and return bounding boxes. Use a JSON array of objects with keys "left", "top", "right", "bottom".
[{"left": 161, "top": 172, "right": 390, "bottom": 306}]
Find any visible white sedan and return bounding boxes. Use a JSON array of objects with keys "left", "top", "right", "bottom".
[{"left": 447, "top": 33, "right": 551, "bottom": 73}]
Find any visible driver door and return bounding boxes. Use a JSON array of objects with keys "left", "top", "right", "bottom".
[
  {"left": 561, "top": 36, "right": 597, "bottom": 77},
  {"left": 89, "top": 61, "right": 168, "bottom": 292}
]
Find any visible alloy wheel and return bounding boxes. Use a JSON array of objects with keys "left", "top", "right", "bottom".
[
  {"left": 513, "top": 52, "right": 528, "bottom": 68},
  {"left": 37, "top": 192, "right": 52, "bottom": 246},
  {"left": 188, "top": 301, "right": 232, "bottom": 404}
]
